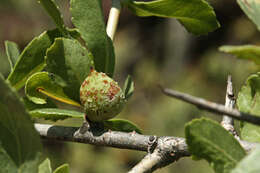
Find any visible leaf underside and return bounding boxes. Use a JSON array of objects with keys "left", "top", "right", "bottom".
[
  {"left": 123, "top": 75, "right": 134, "bottom": 100},
  {"left": 237, "top": 0, "right": 260, "bottom": 32},
  {"left": 4, "top": 41, "right": 20, "bottom": 71},
  {"left": 231, "top": 146, "right": 260, "bottom": 173},
  {"left": 29, "top": 108, "right": 84, "bottom": 121},
  {"left": 25, "top": 72, "right": 81, "bottom": 107},
  {"left": 53, "top": 163, "right": 70, "bottom": 173},
  {"left": 185, "top": 118, "right": 246, "bottom": 173}
]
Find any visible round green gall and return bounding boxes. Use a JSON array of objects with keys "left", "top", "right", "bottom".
[{"left": 80, "top": 69, "right": 126, "bottom": 122}]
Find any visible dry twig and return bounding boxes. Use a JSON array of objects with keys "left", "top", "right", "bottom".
[{"left": 160, "top": 86, "right": 260, "bottom": 126}]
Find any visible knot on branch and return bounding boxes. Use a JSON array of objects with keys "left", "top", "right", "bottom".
[{"left": 147, "top": 136, "right": 158, "bottom": 153}]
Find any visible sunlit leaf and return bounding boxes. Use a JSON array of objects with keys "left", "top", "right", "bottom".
[
  {"left": 39, "top": 158, "right": 52, "bottom": 173},
  {"left": 7, "top": 29, "right": 63, "bottom": 90},
  {"left": 122, "top": 0, "right": 220, "bottom": 35},
  {"left": 219, "top": 45, "right": 260, "bottom": 65},
  {"left": 70, "top": 0, "right": 115, "bottom": 77}
]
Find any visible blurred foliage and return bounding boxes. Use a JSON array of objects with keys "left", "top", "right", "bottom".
[{"left": 1, "top": 0, "right": 260, "bottom": 172}]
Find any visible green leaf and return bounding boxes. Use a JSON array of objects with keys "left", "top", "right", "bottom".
[
  {"left": 237, "top": 0, "right": 260, "bottom": 31},
  {"left": 231, "top": 146, "right": 260, "bottom": 173},
  {"left": 70, "top": 0, "right": 115, "bottom": 77},
  {"left": 23, "top": 97, "right": 57, "bottom": 111},
  {"left": 185, "top": 118, "right": 246, "bottom": 173},
  {"left": 53, "top": 164, "right": 70, "bottom": 173},
  {"left": 104, "top": 119, "right": 142, "bottom": 134},
  {"left": 0, "top": 147, "right": 17, "bottom": 173},
  {"left": 122, "top": 0, "right": 220, "bottom": 35},
  {"left": 0, "top": 74, "right": 43, "bottom": 172},
  {"left": 219, "top": 45, "right": 260, "bottom": 65},
  {"left": 7, "top": 29, "right": 63, "bottom": 90},
  {"left": 4, "top": 41, "right": 20, "bottom": 71},
  {"left": 38, "top": 0, "right": 68, "bottom": 36},
  {"left": 123, "top": 75, "right": 134, "bottom": 100},
  {"left": 29, "top": 108, "right": 84, "bottom": 121},
  {"left": 39, "top": 158, "right": 52, "bottom": 173},
  {"left": 237, "top": 72, "right": 260, "bottom": 143},
  {"left": 46, "top": 38, "right": 93, "bottom": 102},
  {"left": 25, "top": 72, "right": 81, "bottom": 107}
]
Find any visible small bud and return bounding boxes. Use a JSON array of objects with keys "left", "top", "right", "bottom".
[{"left": 80, "top": 70, "right": 125, "bottom": 122}]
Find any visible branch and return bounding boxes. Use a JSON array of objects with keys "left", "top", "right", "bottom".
[
  {"left": 35, "top": 123, "right": 257, "bottom": 172},
  {"left": 160, "top": 86, "right": 260, "bottom": 126},
  {"left": 128, "top": 151, "right": 163, "bottom": 173},
  {"left": 35, "top": 123, "right": 188, "bottom": 153},
  {"left": 221, "top": 75, "right": 239, "bottom": 138}
]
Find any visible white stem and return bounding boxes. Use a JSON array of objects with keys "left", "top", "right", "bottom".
[{"left": 106, "top": 0, "right": 121, "bottom": 41}]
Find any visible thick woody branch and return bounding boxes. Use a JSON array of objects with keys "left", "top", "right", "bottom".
[
  {"left": 36, "top": 123, "right": 189, "bottom": 172},
  {"left": 160, "top": 86, "right": 260, "bottom": 126},
  {"left": 35, "top": 123, "right": 189, "bottom": 154},
  {"left": 35, "top": 123, "right": 257, "bottom": 173}
]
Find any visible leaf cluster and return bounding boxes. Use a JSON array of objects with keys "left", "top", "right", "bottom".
[{"left": 5, "top": 0, "right": 252, "bottom": 172}]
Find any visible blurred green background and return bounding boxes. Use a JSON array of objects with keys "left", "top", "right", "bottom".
[{"left": 0, "top": 0, "right": 259, "bottom": 172}]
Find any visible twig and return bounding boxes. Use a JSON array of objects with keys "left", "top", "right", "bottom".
[
  {"left": 160, "top": 86, "right": 260, "bottom": 126},
  {"left": 221, "top": 75, "right": 239, "bottom": 138},
  {"left": 106, "top": 0, "right": 121, "bottom": 40},
  {"left": 128, "top": 136, "right": 187, "bottom": 173},
  {"left": 128, "top": 151, "right": 163, "bottom": 173},
  {"left": 35, "top": 123, "right": 257, "bottom": 172}
]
